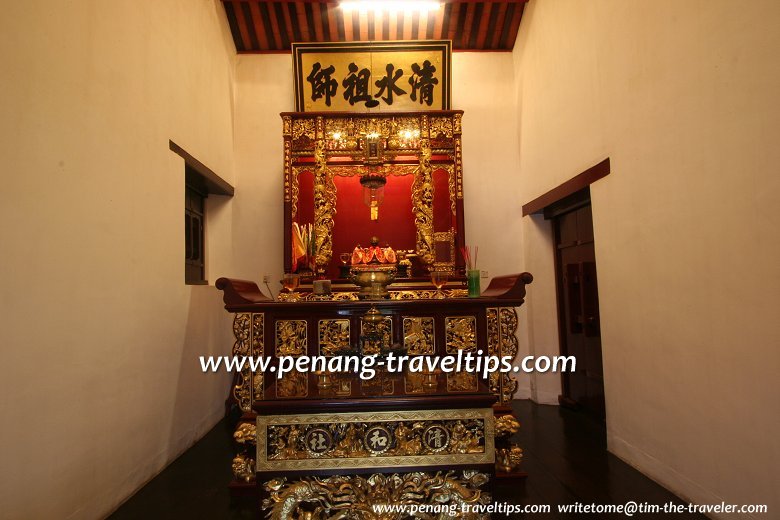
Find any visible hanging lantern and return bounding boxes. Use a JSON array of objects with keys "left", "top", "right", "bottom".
[{"left": 360, "top": 172, "right": 386, "bottom": 220}]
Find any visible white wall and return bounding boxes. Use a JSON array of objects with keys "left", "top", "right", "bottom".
[
  {"left": 0, "top": 1, "right": 237, "bottom": 518},
  {"left": 232, "top": 55, "right": 293, "bottom": 291},
  {"left": 513, "top": 0, "right": 780, "bottom": 515}
]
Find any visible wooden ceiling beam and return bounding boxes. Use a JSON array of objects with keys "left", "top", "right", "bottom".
[{"left": 221, "top": 0, "right": 528, "bottom": 53}]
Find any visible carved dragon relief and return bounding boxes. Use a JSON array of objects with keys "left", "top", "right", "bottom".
[
  {"left": 313, "top": 139, "right": 336, "bottom": 270},
  {"left": 263, "top": 470, "right": 491, "bottom": 520},
  {"left": 413, "top": 138, "right": 435, "bottom": 266}
]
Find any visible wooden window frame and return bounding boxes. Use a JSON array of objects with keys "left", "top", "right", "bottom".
[{"left": 170, "top": 140, "right": 234, "bottom": 285}]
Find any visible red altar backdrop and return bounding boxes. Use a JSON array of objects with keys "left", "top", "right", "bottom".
[{"left": 330, "top": 174, "right": 417, "bottom": 278}]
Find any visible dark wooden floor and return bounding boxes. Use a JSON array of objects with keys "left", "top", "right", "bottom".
[{"left": 109, "top": 400, "right": 703, "bottom": 519}]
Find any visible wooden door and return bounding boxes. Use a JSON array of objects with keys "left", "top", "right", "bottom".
[{"left": 554, "top": 203, "right": 605, "bottom": 419}]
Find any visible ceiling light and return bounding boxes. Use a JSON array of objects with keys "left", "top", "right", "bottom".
[{"left": 340, "top": 1, "right": 442, "bottom": 14}]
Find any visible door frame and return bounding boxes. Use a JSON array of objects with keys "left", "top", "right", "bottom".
[{"left": 522, "top": 158, "right": 611, "bottom": 413}]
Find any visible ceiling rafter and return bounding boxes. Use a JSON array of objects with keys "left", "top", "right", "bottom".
[{"left": 221, "top": 0, "right": 528, "bottom": 53}]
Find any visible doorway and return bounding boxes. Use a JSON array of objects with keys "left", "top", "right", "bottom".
[
  {"left": 521, "top": 159, "right": 610, "bottom": 420},
  {"left": 548, "top": 188, "right": 605, "bottom": 419}
]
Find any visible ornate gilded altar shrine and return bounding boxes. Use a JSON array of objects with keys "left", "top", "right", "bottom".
[
  {"left": 283, "top": 110, "right": 466, "bottom": 280},
  {"left": 216, "top": 273, "right": 532, "bottom": 517},
  {"left": 215, "top": 101, "right": 532, "bottom": 516}
]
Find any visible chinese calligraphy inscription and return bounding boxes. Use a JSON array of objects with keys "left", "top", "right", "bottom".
[
  {"left": 364, "top": 425, "right": 392, "bottom": 454},
  {"left": 293, "top": 41, "right": 451, "bottom": 112}
]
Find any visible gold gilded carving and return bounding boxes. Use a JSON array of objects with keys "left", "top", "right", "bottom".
[
  {"left": 403, "top": 317, "right": 435, "bottom": 355},
  {"left": 332, "top": 376, "right": 352, "bottom": 396},
  {"left": 318, "top": 319, "right": 351, "bottom": 356},
  {"left": 283, "top": 140, "right": 292, "bottom": 202},
  {"left": 262, "top": 470, "right": 491, "bottom": 520},
  {"left": 267, "top": 425, "right": 304, "bottom": 460},
  {"left": 496, "top": 445, "right": 524, "bottom": 473},
  {"left": 404, "top": 372, "right": 426, "bottom": 394},
  {"left": 487, "top": 308, "right": 499, "bottom": 356},
  {"left": 275, "top": 320, "right": 307, "bottom": 357},
  {"left": 430, "top": 116, "right": 454, "bottom": 138},
  {"left": 445, "top": 316, "right": 477, "bottom": 353},
  {"left": 326, "top": 165, "right": 361, "bottom": 178},
  {"left": 360, "top": 372, "right": 395, "bottom": 396},
  {"left": 304, "top": 428, "right": 334, "bottom": 455},
  {"left": 392, "top": 288, "right": 468, "bottom": 300},
  {"left": 433, "top": 230, "right": 456, "bottom": 272},
  {"left": 266, "top": 418, "right": 485, "bottom": 462},
  {"left": 327, "top": 163, "right": 418, "bottom": 178},
  {"left": 257, "top": 409, "right": 494, "bottom": 472},
  {"left": 234, "top": 423, "right": 257, "bottom": 444},
  {"left": 277, "top": 289, "right": 467, "bottom": 302},
  {"left": 282, "top": 115, "right": 291, "bottom": 136},
  {"left": 360, "top": 317, "right": 392, "bottom": 355},
  {"left": 488, "top": 307, "right": 521, "bottom": 405},
  {"left": 495, "top": 415, "right": 521, "bottom": 439},
  {"left": 501, "top": 373, "right": 519, "bottom": 404},
  {"left": 276, "top": 371, "right": 308, "bottom": 398},
  {"left": 232, "top": 313, "right": 252, "bottom": 412},
  {"left": 312, "top": 139, "right": 335, "bottom": 270},
  {"left": 500, "top": 307, "right": 520, "bottom": 359},
  {"left": 422, "top": 425, "right": 450, "bottom": 453},
  {"left": 291, "top": 118, "right": 315, "bottom": 140},
  {"left": 364, "top": 425, "right": 393, "bottom": 454},
  {"left": 413, "top": 138, "right": 435, "bottom": 266},
  {"left": 290, "top": 166, "right": 312, "bottom": 219},
  {"left": 252, "top": 313, "right": 264, "bottom": 402},
  {"left": 232, "top": 453, "right": 255, "bottom": 483},
  {"left": 455, "top": 136, "right": 463, "bottom": 198},
  {"left": 489, "top": 372, "right": 501, "bottom": 401},
  {"left": 233, "top": 313, "right": 250, "bottom": 344},
  {"left": 445, "top": 164, "right": 456, "bottom": 215},
  {"left": 278, "top": 291, "right": 360, "bottom": 302},
  {"left": 447, "top": 371, "right": 478, "bottom": 392}
]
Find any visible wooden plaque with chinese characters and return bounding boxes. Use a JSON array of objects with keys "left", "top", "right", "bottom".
[{"left": 293, "top": 40, "right": 451, "bottom": 112}]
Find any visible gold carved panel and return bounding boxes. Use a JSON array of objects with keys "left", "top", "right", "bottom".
[
  {"left": 360, "top": 317, "right": 392, "bottom": 355},
  {"left": 447, "top": 371, "right": 479, "bottom": 393},
  {"left": 262, "top": 471, "right": 491, "bottom": 520},
  {"left": 403, "top": 317, "right": 435, "bottom": 355},
  {"left": 412, "top": 138, "right": 435, "bottom": 266},
  {"left": 404, "top": 371, "right": 439, "bottom": 395},
  {"left": 277, "top": 289, "right": 468, "bottom": 301},
  {"left": 445, "top": 316, "right": 477, "bottom": 353},
  {"left": 360, "top": 373, "right": 395, "bottom": 396},
  {"left": 312, "top": 139, "right": 335, "bottom": 270},
  {"left": 256, "top": 408, "right": 494, "bottom": 472},
  {"left": 231, "top": 313, "right": 265, "bottom": 411},
  {"left": 500, "top": 307, "right": 520, "bottom": 359},
  {"left": 275, "top": 320, "right": 307, "bottom": 357},
  {"left": 318, "top": 319, "right": 351, "bottom": 356},
  {"left": 488, "top": 307, "right": 520, "bottom": 405},
  {"left": 486, "top": 308, "right": 499, "bottom": 355},
  {"left": 276, "top": 371, "right": 308, "bottom": 399}
]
